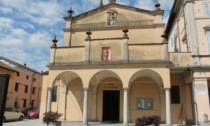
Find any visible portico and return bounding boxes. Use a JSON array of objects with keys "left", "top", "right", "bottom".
[{"left": 44, "top": 68, "right": 172, "bottom": 125}]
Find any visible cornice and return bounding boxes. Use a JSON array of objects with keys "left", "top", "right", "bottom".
[{"left": 63, "top": 24, "right": 165, "bottom": 32}]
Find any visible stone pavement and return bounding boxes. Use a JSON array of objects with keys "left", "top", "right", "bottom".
[
  {"left": 3, "top": 119, "right": 133, "bottom": 126},
  {"left": 3, "top": 119, "right": 210, "bottom": 126}
]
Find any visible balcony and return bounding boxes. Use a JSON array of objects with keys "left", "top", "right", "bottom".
[{"left": 170, "top": 52, "right": 193, "bottom": 66}]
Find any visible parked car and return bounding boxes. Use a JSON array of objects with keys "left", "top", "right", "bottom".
[
  {"left": 27, "top": 108, "right": 39, "bottom": 119},
  {"left": 3, "top": 106, "right": 24, "bottom": 122},
  {"left": 21, "top": 107, "right": 38, "bottom": 116}
]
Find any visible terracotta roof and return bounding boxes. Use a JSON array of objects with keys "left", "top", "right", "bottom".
[
  {"left": 0, "top": 61, "right": 18, "bottom": 73},
  {"left": 0, "top": 56, "right": 42, "bottom": 75},
  {"left": 165, "top": 0, "right": 177, "bottom": 35}
]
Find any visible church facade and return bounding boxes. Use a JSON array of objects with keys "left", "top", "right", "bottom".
[{"left": 39, "top": 0, "right": 209, "bottom": 125}]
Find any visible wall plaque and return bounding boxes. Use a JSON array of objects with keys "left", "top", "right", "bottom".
[{"left": 137, "top": 98, "right": 153, "bottom": 110}]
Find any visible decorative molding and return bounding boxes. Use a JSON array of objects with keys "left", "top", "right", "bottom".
[
  {"left": 195, "top": 16, "right": 210, "bottom": 20},
  {"left": 183, "top": 0, "right": 194, "bottom": 5},
  {"left": 63, "top": 24, "right": 165, "bottom": 32},
  {"left": 56, "top": 46, "right": 85, "bottom": 49},
  {"left": 63, "top": 4, "right": 162, "bottom": 21},
  {"left": 192, "top": 55, "right": 210, "bottom": 57},
  {"left": 128, "top": 42, "right": 168, "bottom": 46},
  {"left": 91, "top": 37, "right": 124, "bottom": 41}
]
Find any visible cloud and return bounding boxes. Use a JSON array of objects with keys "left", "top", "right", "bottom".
[
  {"left": 0, "top": 7, "right": 12, "bottom": 14},
  {"left": 0, "top": 17, "right": 14, "bottom": 29},
  {"left": 0, "top": 0, "right": 174, "bottom": 72},
  {"left": 163, "top": 14, "right": 170, "bottom": 24},
  {"left": 159, "top": 0, "right": 174, "bottom": 10},
  {"left": 133, "top": 0, "right": 154, "bottom": 10},
  {"left": 0, "top": 0, "right": 65, "bottom": 26}
]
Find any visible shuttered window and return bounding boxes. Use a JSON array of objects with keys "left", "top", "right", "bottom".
[
  {"left": 208, "top": 33, "right": 210, "bottom": 53},
  {"left": 204, "top": 3, "right": 210, "bottom": 16}
]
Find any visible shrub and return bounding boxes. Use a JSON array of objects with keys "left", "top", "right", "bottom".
[
  {"left": 135, "top": 115, "right": 160, "bottom": 126},
  {"left": 43, "top": 111, "right": 63, "bottom": 125}
]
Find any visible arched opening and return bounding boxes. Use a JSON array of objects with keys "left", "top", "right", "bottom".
[
  {"left": 51, "top": 71, "right": 83, "bottom": 121},
  {"left": 88, "top": 70, "right": 123, "bottom": 122},
  {"left": 129, "top": 69, "right": 164, "bottom": 123}
]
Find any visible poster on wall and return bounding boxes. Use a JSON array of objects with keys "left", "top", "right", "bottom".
[
  {"left": 137, "top": 98, "right": 153, "bottom": 110},
  {"left": 101, "top": 47, "right": 111, "bottom": 61}
]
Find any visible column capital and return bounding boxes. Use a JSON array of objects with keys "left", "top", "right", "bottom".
[
  {"left": 47, "top": 87, "right": 52, "bottom": 90},
  {"left": 193, "top": 77, "right": 208, "bottom": 81},
  {"left": 83, "top": 88, "right": 88, "bottom": 90},
  {"left": 123, "top": 88, "right": 129, "bottom": 90},
  {"left": 164, "top": 88, "right": 171, "bottom": 90}
]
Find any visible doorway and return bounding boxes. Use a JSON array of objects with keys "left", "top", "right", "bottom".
[{"left": 102, "top": 90, "right": 120, "bottom": 122}]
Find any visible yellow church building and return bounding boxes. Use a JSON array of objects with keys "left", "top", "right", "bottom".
[{"left": 40, "top": 0, "right": 210, "bottom": 125}]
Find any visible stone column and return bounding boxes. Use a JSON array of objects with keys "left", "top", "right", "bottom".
[
  {"left": 83, "top": 88, "right": 88, "bottom": 124},
  {"left": 47, "top": 88, "right": 52, "bottom": 112},
  {"left": 160, "top": 90, "right": 166, "bottom": 122},
  {"left": 92, "top": 91, "right": 97, "bottom": 121},
  {"left": 123, "top": 89, "right": 128, "bottom": 125},
  {"left": 61, "top": 86, "right": 67, "bottom": 120},
  {"left": 128, "top": 90, "right": 130, "bottom": 123},
  {"left": 165, "top": 88, "right": 171, "bottom": 124}
]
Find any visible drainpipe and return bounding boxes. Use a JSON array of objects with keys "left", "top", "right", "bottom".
[
  {"left": 182, "top": 2, "right": 189, "bottom": 52},
  {"left": 176, "top": 17, "right": 181, "bottom": 52},
  {"left": 29, "top": 73, "right": 35, "bottom": 106}
]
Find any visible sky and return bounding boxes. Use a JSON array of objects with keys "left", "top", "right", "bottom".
[{"left": 0, "top": 0, "right": 174, "bottom": 72}]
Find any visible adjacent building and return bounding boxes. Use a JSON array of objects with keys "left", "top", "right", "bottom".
[
  {"left": 40, "top": 0, "right": 210, "bottom": 125},
  {"left": 166, "top": 0, "right": 210, "bottom": 125},
  {"left": 0, "top": 56, "right": 43, "bottom": 111}
]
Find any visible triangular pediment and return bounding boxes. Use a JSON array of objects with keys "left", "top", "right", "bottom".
[{"left": 64, "top": 3, "right": 164, "bottom": 24}]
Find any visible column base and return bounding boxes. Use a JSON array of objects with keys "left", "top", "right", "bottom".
[
  {"left": 123, "top": 123, "right": 129, "bottom": 126},
  {"left": 82, "top": 122, "right": 88, "bottom": 126}
]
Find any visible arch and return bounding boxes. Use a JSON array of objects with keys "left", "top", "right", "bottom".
[
  {"left": 129, "top": 69, "right": 164, "bottom": 90},
  {"left": 88, "top": 70, "right": 123, "bottom": 88},
  {"left": 52, "top": 71, "right": 83, "bottom": 87}
]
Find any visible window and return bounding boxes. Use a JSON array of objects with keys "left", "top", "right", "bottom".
[
  {"left": 52, "top": 87, "right": 57, "bottom": 102},
  {"left": 15, "top": 83, "right": 19, "bottom": 91},
  {"left": 33, "top": 78, "right": 36, "bottom": 82},
  {"left": 23, "top": 99, "right": 27, "bottom": 108},
  {"left": 26, "top": 75, "right": 29, "bottom": 79},
  {"left": 31, "top": 100, "right": 35, "bottom": 107},
  {"left": 171, "top": 86, "right": 180, "bottom": 104},
  {"left": 25, "top": 85, "right": 28, "bottom": 93},
  {"left": 203, "top": 3, "right": 210, "bottom": 16},
  {"left": 32, "top": 87, "right": 36, "bottom": 94},
  {"left": 14, "top": 102, "right": 18, "bottom": 109},
  {"left": 16, "top": 72, "right": 19, "bottom": 77},
  {"left": 207, "top": 32, "right": 210, "bottom": 54},
  {"left": 174, "top": 29, "right": 179, "bottom": 52},
  {"left": 171, "top": 37, "right": 174, "bottom": 47}
]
